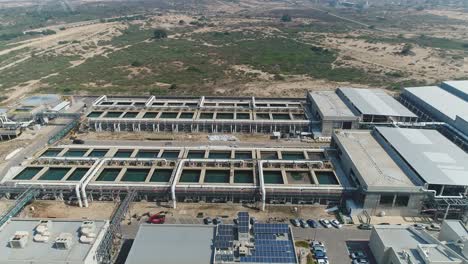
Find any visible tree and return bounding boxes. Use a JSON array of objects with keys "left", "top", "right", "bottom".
[
  {"left": 153, "top": 29, "right": 168, "bottom": 39},
  {"left": 400, "top": 43, "right": 413, "bottom": 56},
  {"left": 280, "top": 14, "right": 292, "bottom": 22}
]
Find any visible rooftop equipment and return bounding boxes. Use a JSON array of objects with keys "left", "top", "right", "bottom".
[{"left": 9, "top": 231, "right": 29, "bottom": 249}]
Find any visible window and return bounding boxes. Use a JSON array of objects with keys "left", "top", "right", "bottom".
[
  {"left": 395, "top": 195, "right": 409, "bottom": 207},
  {"left": 379, "top": 195, "right": 394, "bottom": 206},
  {"left": 342, "top": 122, "right": 352, "bottom": 129}
]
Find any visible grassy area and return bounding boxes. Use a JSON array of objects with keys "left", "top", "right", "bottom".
[
  {"left": 0, "top": 54, "right": 79, "bottom": 90},
  {"left": 295, "top": 240, "right": 310, "bottom": 248},
  {"left": 33, "top": 28, "right": 377, "bottom": 95}
]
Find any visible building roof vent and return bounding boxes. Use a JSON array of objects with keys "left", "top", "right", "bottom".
[
  {"left": 55, "top": 233, "right": 73, "bottom": 250},
  {"left": 9, "top": 231, "right": 29, "bottom": 249},
  {"left": 35, "top": 220, "right": 52, "bottom": 236},
  {"left": 79, "top": 221, "right": 97, "bottom": 244}
]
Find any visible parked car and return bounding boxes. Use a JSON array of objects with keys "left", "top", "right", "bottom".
[
  {"left": 352, "top": 258, "right": 369, "bottom": 264},
  {"left": 299, "top": 219, "right": 309, "bottom": 228},
  {"left": 310, "top": 240, "right": 324, "bottom": 247},
  {"left": 312, "top": 245, "right": 326, "bottom": 253},
  {"left": 331, "top": 219, "right": 342, "bottom": 229},
  {"left": 204, "top": 217, "right": 212, "bottom": 225},
  {"left": 307, "top": 219, "right": 318, "bottom": 228},
  {"left": 319, "top": 219, "right": 332, "bottom": 228},
  {"left": 351, "top": 251, "right": 368, "bottom": 259},
  {"left": 413, "top": 223, "right": 426, "bottom": 230},
  {"left": 313, "top": 249, "right": 328, "bottom": 259},
  {"left": 358, "top": 223, "right": 373, "bottom": 230},
  {"left": 290, "top": 218, "right": 300, "bottom": 227},
  {"left": 426, "top": 224, "right": 441, "bottom": 231},
  {"left": 214, "top": 217, "right": 223, "bottom": 225},
  {"left": 317, "top": 259, "right": 329, "bottom": 264}
]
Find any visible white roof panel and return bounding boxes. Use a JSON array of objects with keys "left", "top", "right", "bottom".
[
  {"left": 404, "top": 86, "right": 468, "bottom": 122},
  {"left": 339, "top": 88, "right": 417, "bottom": 117},
  {"left": 376, "top": 127, "right": 468, "bottom": 186}
]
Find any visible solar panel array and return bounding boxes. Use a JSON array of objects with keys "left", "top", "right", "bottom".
[
  {"left": 253, "top": 223, "right": 289, "bottom": 234},
  {"left": 213, "top": 212, "right": 297, "bottom": 264},
  {"left": 214, "top": 224, "right": 235, "bottom": 249},
  {"left": 238, "top": 212, "right": 250, "bottom": 234}
]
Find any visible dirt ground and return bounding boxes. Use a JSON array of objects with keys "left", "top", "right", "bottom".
[
  {"left": 0, "top": 199, "right": 14, "bottom": 214},
  {"left": 129, "top": 202, "right": 333, "bottom": 223},
  {"left": 76, "top": 131, "right": 277, "bottom": 142},
  {"left": 20, "top": 200, "right": 116, "bottom": 220}
]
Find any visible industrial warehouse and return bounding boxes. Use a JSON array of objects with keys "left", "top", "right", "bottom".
[{"left": 0, "top": 81, "right": 467, "bottom": 264}]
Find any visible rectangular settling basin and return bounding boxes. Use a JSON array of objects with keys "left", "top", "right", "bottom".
[
  {"left": 204, "top": 170, "right": 230, "bottom": 183},
  {"left": 179, "top": 170, "right": 201, "bottom": 183},
  {"left": 66, "top": 168, "right": 89, "bottom": 181},
  {"left": 234, "top": 170, "right": 254, "bottom": 183},
  {"left": 41, "top": 149, "right": 62, "bottom": 157},
  {"left": 121, "top": 169, "right": 149, "bottom": 182},
  {"left": 316, "top": 171, "right": 339, "bottom": 185},
  {"left": 263, "top": 171, "right": 284, "bottom": 184},
  {"left": 149, "top": 169, "right": 173, "bottom": 182},
  {"left": 96, "top": 168, "right": 121, "bottom": 181},
  {"left": 14, "top": 167, "right": 43, "bottom": 180},
  {"left": 39, "top": 168, "right": 70, "bottom": 181}
]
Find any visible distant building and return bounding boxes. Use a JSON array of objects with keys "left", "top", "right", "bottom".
[
  {"left": 337, "top": 87, "right": 418, "bottom": 123},
  {"left": 0, "top": 218, "right": 109, "bottom": 264},
  {"left": 370, "top": 225, "right": 467, "bottom": 264}
]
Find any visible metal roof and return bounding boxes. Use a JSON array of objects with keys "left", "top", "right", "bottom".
[
  {"left": 338, "top": 87, "right": 417, "bottom": 117},
  {"left": 441, "top": 80, "right": 468, "bottom": 101},
  {"left": 376, "top": 127, "right": 468, "bottom": 186},
  {"left": 403, "top": 86, "right": 468, "bottom": 122},
  {"left": 332, "top": 130, "right": 421, "bottom": 190},
  {"left": 125, "top": 224, "right": 215, "bottom": 264},
  {"left": 374, "top": 225, "right": 464, "bottom": 264},
  {"left": 0, "top": 218, "right": 108, "bottom": 264},
  {"left": 308, "top": 91, "right": 357, "bottom": 120}
]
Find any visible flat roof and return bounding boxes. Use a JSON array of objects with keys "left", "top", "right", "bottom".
[
  {"left": 125, "top": 224, "right": 215, "bottom": 264},
  {"left": 442, "top": 80, "right": 468, "bottom": 100},
  {"left": 376, "top": 127, "right": 468, "bottom": 186},
  {"left": 443, "top": 220, "right": 468, "bottom": 239},
  {"left": 338, "top": 87, "right": 417, "bottom": 117},
  {"left": 404, "top": 86, "right": 468, "bottom": 122},
  {"left": 0, "top": 219, "right": 107, "bottom": 264},
  {"left": 374, "top": 225, "right": 463, "bottom": 264},
  {"left": 308, "top": 91, "right": 357, "bottom": 119},
  {"left": 333, "top": 130, "right": 420, "bottom": 189}
]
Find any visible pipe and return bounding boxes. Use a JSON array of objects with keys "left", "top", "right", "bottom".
[
  {"left": 80, "top": 157, "right": 169, "bottom": 207},
  {"left": 257, "top": 160, "right": 325, "bottom": 211},
  {"left": 170, "top": 158, "right": 245, "bottom": 209}
]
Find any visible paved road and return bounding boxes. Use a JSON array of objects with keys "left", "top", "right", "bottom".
[{"left": 0, "top": 98, "right": 85, "bottom": 182}]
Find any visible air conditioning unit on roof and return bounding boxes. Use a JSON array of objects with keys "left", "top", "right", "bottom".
[
  {"left": 9, "top": 231, "right": 29, "bottom": 249},
  {"left": 55, "top": 233, "right": 73, "bottom": 250}
]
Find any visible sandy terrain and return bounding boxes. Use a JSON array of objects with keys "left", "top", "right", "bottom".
[
  {"left": 21, "top": 200, "right": 116, "bottom": 219},
  {"left": 425, "top": 9, "right": 468, "bottom": 22},
  {"left": 130, "top": 202, "right": 332, "bottom": 222},
  {"left": 322, "top": 35, "right": 468, "bottom": 82}
]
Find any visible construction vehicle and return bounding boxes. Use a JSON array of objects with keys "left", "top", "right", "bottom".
[{"left": 147, "top": 211, "right": 168, "bottom": 224}]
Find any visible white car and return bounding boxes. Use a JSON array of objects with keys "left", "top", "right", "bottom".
[
  {"left": 319, "top": 219, "right": 332, "bottom": 228},
  {"left": 317, "top": 259, "right": 329, "bottom": 264},
  {"left": 331, "top": 219, "right": 342, "bottom": 228}
]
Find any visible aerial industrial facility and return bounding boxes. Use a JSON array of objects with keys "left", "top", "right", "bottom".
[{"left": 0, "top": 81, "right": 467, "bottom": 264}]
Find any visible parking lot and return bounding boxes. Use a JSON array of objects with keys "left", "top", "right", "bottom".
[
  {"left": 121, "top": 213, "right": 376, "bottom": 264},
  {"left": 292, "top": 226, "right": 375, "bottom": 264}
]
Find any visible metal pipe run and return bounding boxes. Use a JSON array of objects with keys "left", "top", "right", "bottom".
[
  {"left": 80, "top": 157, "right": 168, "bottom": 207},
  {"left": 257, "top": 160, "right": 325, "bottom": 211}
]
